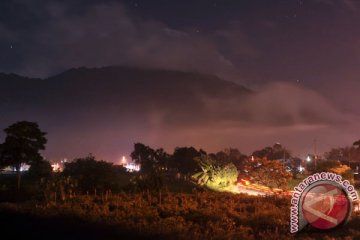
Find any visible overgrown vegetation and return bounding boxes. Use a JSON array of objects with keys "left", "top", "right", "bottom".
[
  {"left": 1, "top": 121, "right": 360, "bottom": 239},
  {"left": 1, "top": 192, "right": 360, "bottom": 239},
  {"left": 245, "top": 158, "right": 292, "bottom": 189},
  {"left": 192, "top": 154, "right": 238, "bottom": 191}
]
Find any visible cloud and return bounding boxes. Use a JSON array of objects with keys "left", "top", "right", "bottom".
[
  {"left": 214, "top": 22, "right": 259, "bottom": 58},
  {"left": 150, "top": 82, "right": 358, "bottom": 157},
  {"left": 0, "top": 1, "right": 255, "bottom": 80},
  {"left": 195, "top": 82, "right": 347, "bottom": 129},
  {"left": 315, "top": 0, "right": 359, "bottom": 11},
  {"left": 239, "top": 83, "right": 346, "bottom": 126}
]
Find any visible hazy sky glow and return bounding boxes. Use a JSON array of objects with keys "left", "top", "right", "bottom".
[{"left": 0, "top": 0, "right": 360, "bottom": 162}]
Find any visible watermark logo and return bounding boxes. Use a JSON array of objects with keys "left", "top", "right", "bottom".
[{"left": 290, "top": 172, "right": 358, "bottom": 233}]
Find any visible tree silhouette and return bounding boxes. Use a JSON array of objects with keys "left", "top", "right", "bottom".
[
  {"left": 252, "top": 143, "right": 291, "bottom": 160},
  {"left": 215, "top": 148, "right": 248, "bottom": 171},
  {"left": 130, "top": 143, "right": 171, "bottom": 192},
  {"left": 131, "top": 143, "right": 170, "bottom": 173},
  {"left": 170, "top": 147, "right": 205, "bottom": 175},
  {"left": 0, "top": 121, "right": 47, "bottom": 190},
  {"left": 63, "top": 154, "right": 125, "bottom": 194},
  {"left": 28, "top": 159, "right": 53, "bottom": 179},
  {"left": 131, "top": 143, "right": 156, "bottom": 173}
]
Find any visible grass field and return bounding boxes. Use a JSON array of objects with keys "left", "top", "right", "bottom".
[
  {"left": 1, "top": 191, "right": 360, "bottom": 239},
  {"left": 2, "top": 172, "right": 360, "bottom": 239}
]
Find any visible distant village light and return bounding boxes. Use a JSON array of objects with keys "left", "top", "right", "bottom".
[
  {"left": 51, "top": 159, "right": 65, "bottom": 172},
  {"left": 120, "top": 155, "right": 140, "bottom": 172},
  {"left": 3, "top": 163, "right": 30, "bottom": 172},
  {"left": 51, "top": 163, "right": 61, "bottom": 172}
]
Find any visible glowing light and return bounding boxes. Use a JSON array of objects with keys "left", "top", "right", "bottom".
[
  {"left": 119, "top": 155, "right": 140, "bottom": 172},
  {"left": 239, "top": 179, "right": 250, "bottom": 186},
  {"left": 236, "top": 179, "right": 284, "bottom": 196},
  {"left": 51, "top": 163, "right": 61, "bottom": 172},
  {"left": 121, "top": 156, "right": 127, "bottom": 164},
  {"left": 306, "top": 156, "right": 311, "bottom": 162},
  {"left": 124, "top": 162, "right": 140, "bottom": 172},
  {"left": 3, "top": 163, "right": 30, "bottom": 172},
  {"left": 51, "top": 162, "right": 64, "bottom": 172}
]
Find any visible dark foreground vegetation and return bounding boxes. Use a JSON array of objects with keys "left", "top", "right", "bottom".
[
  {"left": 0, "top": 192, "right": 359, "bottom": 240},
  {"left": 1, "top": 121, "right": 360, "bottom": 239}
]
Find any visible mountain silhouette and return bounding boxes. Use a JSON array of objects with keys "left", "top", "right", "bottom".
[{"left": 0, "top": 66, "right": 251, "bottom": 160}]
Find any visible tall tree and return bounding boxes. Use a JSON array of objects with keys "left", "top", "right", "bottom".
[
  {"left": 154, "top": 148, "right": 171, "bottom": 170},
  {"left": 169, "top": 147, "right": 205, "bottom": 175},
  {"left": 0, "top": 121, "right": 47, "bottom": 189},
  {"left": 215, "top": 148, "right": 248, "bottom": 171},
  {"left": 131, "top": 143, "right": 156, "bottom": 173},
  {"left": 130, "top": 144, "right": 170, "bottom": 192},
  {"left": 131, "top": 143, "right": 170, "bottom": 173},
  {"left": 325, "top": 145, "right": 360, "bottom": 166}
]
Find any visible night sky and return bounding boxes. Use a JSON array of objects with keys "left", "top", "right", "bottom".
[{"left": 1, "top": 0, "right": 360, "bottom": 161}]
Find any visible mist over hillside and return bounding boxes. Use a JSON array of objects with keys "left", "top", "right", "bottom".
[{"left": 0, "top": 66, "right": 354, "bottom": 161}]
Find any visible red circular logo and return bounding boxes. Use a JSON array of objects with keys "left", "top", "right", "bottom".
[{"left": 301, "top": 183, "right": 350, "bottom": 230}]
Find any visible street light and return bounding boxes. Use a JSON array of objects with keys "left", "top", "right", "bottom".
[{"left": 306, "top": 156, "right": 311, "bottom": 162}]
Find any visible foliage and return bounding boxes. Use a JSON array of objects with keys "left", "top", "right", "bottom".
[
  {"left": 131, "top": 143, "right": 155, "bottom": 173},
  {"left": 2, "top": 192, "right": 360, "bottom": 239},
  {"left": 28, "top": 159, "right": 53, "bottom": 179},
  {"left": 245, "top": 158, "right": 292, "bottom": 189},
  {"left": 130, "top": 170, "right": 164, "bottom": 192},
  {"left": 192, "top": 154, "right": 238, "bottom": 190},
  {"left": 285, "top": 157, "right": 302, "bottom": 177},
  {"left": 0, "top": 121, "right": 47, "bottom": 189},
  {"left": 316, "top": 160, "right": 355, "bottom": 184},
  {"left": 252, "top": 143, "right": 291, "bottom": 160},
  {"left": 39, "top": 175, "right": 78, "bottom": 202},
  {"left": 0, "top": 121, "right": 47, "bottom": 168},
  {"left": 325, "top": 145, "right": 360, "bottom": 165},
  {"left": 169, "top": 147, "right": 205, "bottom": 175},
  {"left": 330, "top": 164, "right": 354, "bottom": 184},
  {"left": 316, "top": 159, "right": 342, "bottom": 172},
  {"left": 131, "top": 143, "right": 170, "bottom": 173},
  {"left": 130, "top": 143, "right": 174, "bottom": 192},
  {"left": 214, "top": 148, "right": 248, "bottom": 172},
  {"left": 62, "top": 154, "right": 126, "bottom": 194},
  {"left": 329, "top": 163, "right": 351, "bottom": 175}
]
